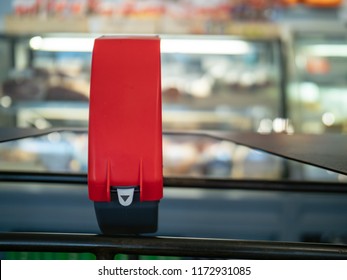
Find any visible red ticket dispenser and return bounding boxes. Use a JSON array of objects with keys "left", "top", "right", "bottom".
[{"left": 88, "top": 36, "right": 163, "bottom": 234}]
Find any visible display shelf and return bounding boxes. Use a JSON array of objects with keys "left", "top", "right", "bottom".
[
  {"left": 4, "top": 15, "right": 280, "bottom": 37},
  {"left": 4, "top": 15, "right": 89, "bottom": 34}
]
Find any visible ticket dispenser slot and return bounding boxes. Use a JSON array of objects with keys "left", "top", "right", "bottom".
[{"left": 88, "top": 36, "right": 163, "bottom": 234}]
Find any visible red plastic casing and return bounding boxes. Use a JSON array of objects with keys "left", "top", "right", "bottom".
[{"left": 88, "top": 36, "right": 163, "bottom": 202}]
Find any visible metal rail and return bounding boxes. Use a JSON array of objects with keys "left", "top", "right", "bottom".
[{"left": 1, "top": 232, "right": 347, "bottom": 260}]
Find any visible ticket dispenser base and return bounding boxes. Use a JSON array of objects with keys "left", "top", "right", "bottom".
[{"left": 94, "top": 188, "right": 159, "bottom": 234}]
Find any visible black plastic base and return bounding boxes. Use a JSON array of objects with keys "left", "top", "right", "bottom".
[{"left": 94, "top": 188, "right": 159, "bottom": 235}]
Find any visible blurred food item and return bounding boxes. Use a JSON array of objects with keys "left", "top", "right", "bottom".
[
  {"left": 163, "top": 137, "right": 199, "bottom": 175},
  {"left": 1, "top": 68, "right": 88, "bottom": 103},
  {"left": 231, "top": 145, "right": 282, "bottom": 179},
  {"left": 200, "top": 140, "right": 234, "bottom": 177},
  {"left": 1, "top": 146, "right": 38, "bottom": 163},
  {"left": 46, "top": 86, "right": 89, "bottom": 101},
  {"left": 163, "top": 136, "right": 233, "bottom": 177},
  {"left": 2, "top": 78, "right": 45, "bottom": 101},
  {"left": 162, "top": 87, "right": 182, "bottom": 103},
  {"left": 306, "top": 57, "right": 330, "bottom": 75},
  {"left": 189, "top": 74, "right": 214, "bottom": 98}
]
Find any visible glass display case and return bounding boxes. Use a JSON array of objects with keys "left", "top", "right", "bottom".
[
  {"left": 0, "top": 34, "right": 284, "bottom": 131},
  {"left": 0, "top": 33, "right": 293, "bottom": 179},
  {"left": 2, "top": 33, "right": 342, "bottom": 181},
  {"left": 289, "top": 30, "right": 347, "bottom": 134}
]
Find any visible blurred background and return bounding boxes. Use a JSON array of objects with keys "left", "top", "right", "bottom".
[
  {"left": 1, "top": 0, "right": 347, "bottom": 181},
  {"left": 1, "top": 1, "right": 347, "bottom": 259}
]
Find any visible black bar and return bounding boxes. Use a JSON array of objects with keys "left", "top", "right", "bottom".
[
  {"left": 164, "top": 177, "right": 347, "bottom": 193},
  {"left": 0, "top": 171, "right": 346, "bottom": 194},
  {"left": 0, "top": 172, "right": 87, "bottom": 184},
  {"left": 0, "top": 232, "right": 346, "bottom": 259}
]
